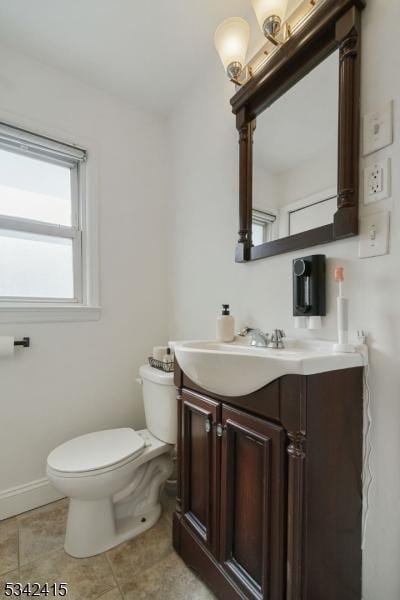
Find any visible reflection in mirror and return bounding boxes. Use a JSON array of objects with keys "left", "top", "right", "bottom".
[{"left": 252, "top": 49, "right": 339, "bottom": 245}]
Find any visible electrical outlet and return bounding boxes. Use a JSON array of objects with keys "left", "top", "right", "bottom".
[
  {"left": 359, "top": 211, "right": 390, "bottom": 259},
  {"left": 363, "top": 101, "right": 393, "bottom": 156},
  {"left": 368, "top": 164, "right": 383, "bottom": 194},
  {"left": 363, "top": 158, "right": 391, "bottom": 205}
]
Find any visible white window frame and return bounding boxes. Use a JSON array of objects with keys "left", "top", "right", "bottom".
[
  {"left": 0, "top": 122, "right": 100, "bottom": 323},
  {"left": 252, "top": 208, "right": 278, "bottom": 243},
  {"left": 278, "top": 186, "right": 337, "bottom": 238}
]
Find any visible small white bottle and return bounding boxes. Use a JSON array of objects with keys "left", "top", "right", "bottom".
[
  {"left": 163, "top": 347, "right": 174, "bottom": 364},
  {"left": 216, "top": 304, "right": 235, "bottom": 343}
]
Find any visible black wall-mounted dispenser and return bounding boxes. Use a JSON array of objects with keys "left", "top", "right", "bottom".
[{"left": 293, "top": 255, "right": 326, "bottom": 317}]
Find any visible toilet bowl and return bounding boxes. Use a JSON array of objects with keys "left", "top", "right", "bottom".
[{"left": 47, "top": 365, "right": 176, "bottom": 558}]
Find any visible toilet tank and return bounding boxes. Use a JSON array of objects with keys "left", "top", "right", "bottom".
[{"left": 139, "top": 365, "right": 177, "bottom": 444}]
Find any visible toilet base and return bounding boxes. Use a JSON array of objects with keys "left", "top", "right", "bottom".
[
  {"left": 64, "top": 499, "right": 162, "bottom": 558},
  {"left": 64, "top": 453, "right": 173, "bottom": 558}
]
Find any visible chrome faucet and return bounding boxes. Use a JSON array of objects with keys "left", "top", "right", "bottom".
[
  {"left": 237, "top": 327, "right": 269, "bottom": 347},
  {"left": 250, "top": 328, "right": 271, "bottom": 347},
  {"left": 238, "top": 327, "right": 285, "bottom": 349}
]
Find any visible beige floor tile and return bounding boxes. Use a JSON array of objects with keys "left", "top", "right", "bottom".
[
  {"left": 0, "top": 570, "right": 18, "bottom": 599},
  {"left": 98, "top": 588, "right": 123, "bottom": 600},
  {"left": 106, "top": 517, "right": 172, "bottom": 592},
  {"left": 0, "top": 497, "right": 212, "bottom": 600},
  {"left": 160, "top": 489, "right": 176, "bottom": 525},
  {"left": 122, "top": 551, "right": 216, "bottom": 600},
  {"left": 18, "top": 499, "right": 68, "bottom": 566},
  {"left": 17, "top": 548, "right": 116, "bottom": 600},
  {"left": 0, "top": 518, "right": 18, "bottom": 576},
  {"left": 16, "top": 498, "right": 68, "bottom": 523},
  {"left": 160, "top": 501, "right": 174, "bottom": 542}
]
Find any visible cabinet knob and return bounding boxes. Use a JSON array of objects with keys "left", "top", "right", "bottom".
[{"left": 216, "top": 424, "right": 225, "bottom": 437}]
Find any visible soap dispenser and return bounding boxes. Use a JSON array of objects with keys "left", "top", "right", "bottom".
[
  {"left": 293, "top": 255, "right": 326, "bottom": 329},
  {"left": 216, "top": 304, "right": 235, "bottom": 343}
]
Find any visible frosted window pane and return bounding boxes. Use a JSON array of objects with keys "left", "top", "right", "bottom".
[
  {"left": 289, "top": 196, "right": 337, "bottom": 236},
  {"left": 252, "top": 223, "right": 264, "bottom": 246},
  {"left": 0, "top": 149, "right": 71, "bottom": 225},
  {"left": 0, "top": 229, "right": 74, "bottom": 298}
]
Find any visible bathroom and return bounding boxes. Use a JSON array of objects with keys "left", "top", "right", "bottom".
[{"left": 0, "top": 0, "right": 399, "bottom": 598}]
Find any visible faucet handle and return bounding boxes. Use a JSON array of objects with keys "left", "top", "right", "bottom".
[
  {"left": 237, "top": 327, "right": 253, "bottom": 337},
  {"left": 271, "top": 329, "right": 283, "bottom": 340},
  {"left": 268, "top": 329, "right": 285, "bottom": 349}
]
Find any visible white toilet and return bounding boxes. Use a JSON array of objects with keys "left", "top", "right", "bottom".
[{"left": 47, "top": 365, "right": 176, "bottom": 558}]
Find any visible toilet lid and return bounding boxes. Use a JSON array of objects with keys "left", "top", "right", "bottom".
[{"left": 47, "top": 428, "right": 145, "bottom": 474}]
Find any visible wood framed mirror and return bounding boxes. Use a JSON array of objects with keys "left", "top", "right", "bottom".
[{"left": 231, "top": 0, "right": 366, "bottom": 262}]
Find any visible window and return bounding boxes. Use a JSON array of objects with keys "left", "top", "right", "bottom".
[
  {"left": 252, "top": 209, "right": 277, "bottom": 245},
  {"left": 0, "top": 123, "right": 86, "bottom": 304},
  {"left": 288, "top": 195, "right": 337, "bottom": 236}
]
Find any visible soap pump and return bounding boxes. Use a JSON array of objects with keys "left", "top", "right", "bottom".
[
  {"left": 292, "top": 255, "right": 326, "bottom": 329},
  {"left": 332, "top": 267, "right": 355, "bottom": 353},
  {"left": 216, "top": 304, "right": 235, "bottom": 343}
]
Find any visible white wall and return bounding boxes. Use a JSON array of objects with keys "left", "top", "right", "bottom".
[
  {"left": 253, "top": 161, "right": 281, "bottom": 212},
  {"left": 168, "top": 0, "right": 400, "bottom": 598},
  {"left": 0, "top": 45, "right": 170, "bottom": 514}
]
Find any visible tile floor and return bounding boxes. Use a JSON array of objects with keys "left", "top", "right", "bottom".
[{"left": 0, "top": 492, "right": 215, "bottom": 599}]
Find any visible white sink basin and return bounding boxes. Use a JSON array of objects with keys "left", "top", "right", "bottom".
[{"left": 172, "top": 338, "right": 367, "bottom": 397}]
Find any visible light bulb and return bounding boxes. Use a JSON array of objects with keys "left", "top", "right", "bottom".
[
  {"left": 214, "top": 17, "right": 250, "bottom": 80},
  {"left": 251, "top": 0, "right": 289, "bottom": 38}
]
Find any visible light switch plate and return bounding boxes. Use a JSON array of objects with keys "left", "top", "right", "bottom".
[
  {"left": 363, "top": 158, "right": 391, "bottom": 205},
  {"left": 359, "top": 211, "right": 390, "bottom": 259},
  {"left": 363, "top": 101, "right": 393, "bottom": 156}
]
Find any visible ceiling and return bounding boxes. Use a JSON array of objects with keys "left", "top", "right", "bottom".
[
  {"left": 0, "top": 0, "right": 251, "bottom": 115},
  {"left": 0, "top": 0, "right": 303, "bottom": 116}
]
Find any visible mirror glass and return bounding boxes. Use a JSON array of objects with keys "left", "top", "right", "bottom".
[{"left": 252, "top": 50, "right": 339, "bottom": 245}]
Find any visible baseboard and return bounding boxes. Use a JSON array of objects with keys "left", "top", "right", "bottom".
[{"left": 0, "top": 478, "right": 64, "bottom": 520}]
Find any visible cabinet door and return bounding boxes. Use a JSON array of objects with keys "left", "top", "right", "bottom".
[
  {"left": 181, "top": 390, "right": 220, "bottom": 556},
  {"left": 220, "top": 405, "right": 285, "bottom": 600}
]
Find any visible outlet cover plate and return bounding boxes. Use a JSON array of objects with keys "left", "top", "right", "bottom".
[
  {"left": 363, "top": 101, "right": 393, "bottom": 156},
  {"left": 364, "top": 158, "right": 391, "bottom": 205},
  {"left": 359, "top": 211, "right": 390, "bottom": 259}
]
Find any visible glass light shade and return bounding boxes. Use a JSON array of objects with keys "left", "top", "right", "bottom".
[
  {"left": 251, "top": 0, "right": 289, "bottom": 31},
  {"left": 214, "top": 17, "right": 250, "bottom": 72}
]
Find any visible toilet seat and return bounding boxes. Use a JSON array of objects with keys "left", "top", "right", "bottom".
[{"left": 47, "top": 428, "right": 145, "bottom": 476}]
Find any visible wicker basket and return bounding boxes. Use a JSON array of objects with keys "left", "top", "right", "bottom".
[{"left": 148, "top": 356, "right": 175, "bottom": 373}]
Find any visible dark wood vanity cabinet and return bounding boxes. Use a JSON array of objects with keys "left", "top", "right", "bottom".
[
  {"left": 219, "top": 405, "right": 285, "bottom": 599},
  {"left": 173, "top": 365, "right": 364, "bottom": 600},
  {"left": 181, "top": 391, "right": 220, "bottom": 555},
  {"left": 181, "top": 391, "right": 285, "bottom": 598}
]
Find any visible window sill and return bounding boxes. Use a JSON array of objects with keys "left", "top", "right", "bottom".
[{"left": 0, "top": 305, "right": 102, "bottom": 324}]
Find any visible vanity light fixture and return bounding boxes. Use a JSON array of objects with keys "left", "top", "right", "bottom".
[
  {"left": 251, "top": 0, "right": 289, "bottom": 46},
  {"left": 214, "top": 0, "right": 320, "bottom": 85},
  {"left": 214, "top": 17, "right": 251, "bottom": 84}
]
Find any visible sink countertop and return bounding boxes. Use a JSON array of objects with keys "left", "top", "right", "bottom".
[{"left": 170, "top": 337, "right": 367, "bottom": 397}]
